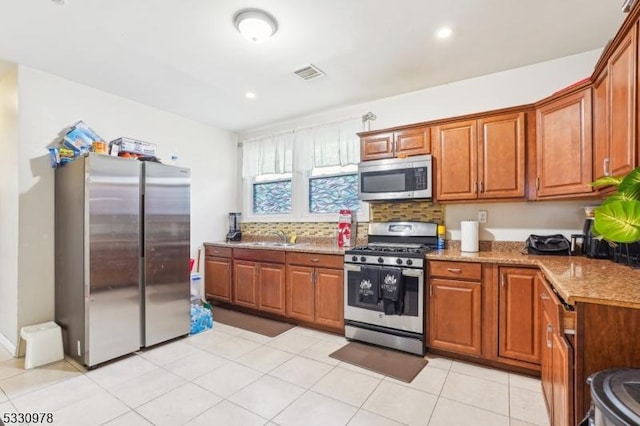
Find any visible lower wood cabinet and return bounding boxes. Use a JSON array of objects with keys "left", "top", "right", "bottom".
[
  {"left": 232, "top": 249, "right": 286, "bottom": 316},
  {"left": 428, "top": 261, "right": 482, "bottom": 356},
  {"left": 286, "top": 253, "right": 344, "bottom": 332},
  {"left": 498, "top": 267, "right": 541, "bottom": 365},
  {"left": 204, "top": 245, "right": 232, "bottom": 302},
  {"left": 538, "top": 274, "right": 573, "bottom": 426}
]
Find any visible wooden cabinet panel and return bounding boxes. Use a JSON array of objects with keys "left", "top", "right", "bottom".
[
  {"left": 428, "top": 278, "right": 482, "bottom": 356},
  {"left": 258, "top": 263, "right": 286, "bottom": 315},
  {"left": 286, "top": 252, "right": 343, "bottom": 269},
  {"left": 593, "top": 26, "right": 637, "bottom": 183},
  {"left": 286, "top": 265, "right": 315, "bottom": 322},
  {"left": 536, "top": 88, "right": 593, "bottom": 198},
  {"left": 314, "top": 267, "right": 344, "bottom": 330},
  {"left": 204, "top": 245, "right": 232, "bottom": 257},
  {"left": 233, "top": 260, "right": 259, "bottom": 308},
  {"left": 539, "top": 275, "right": 573, "bottom": 426},
  {"left": 593, "top": 70, "right": 609, "bottom": 182},
  {"left": 361, "top": 132, "right": 394, "bottom": 161},
  {"left": 429, "top": 260, "right": 482, "bottom": 280},
  {"left": 498, "top": 268, "right": 541, "bottom": 364},
  {"left": 205, "top": 257, "right": 232, "bottom": 302},
  {"left": 395, "top": 127, "right": 431, "bottom": 157},
  {"left": 477, "top": 112, "right": 526, "bottom": 199},
  {"left": 609, "top": 26, "right": 636, "bottom": 178},
  {"left": 434, "top": 120, "right": 478, "bottom": 201}
]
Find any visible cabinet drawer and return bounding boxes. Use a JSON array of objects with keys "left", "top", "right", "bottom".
[
  {"left": 429, "top": 260, "right": 481, "bottom": 280},
  {"left": 287, "top": 252, "right": 343, "bottom": 269},
  {"left": 233, "top": 248, "right": 286, "bottom": 263},
  {"left": 204, "top": 245, "right": 232, "bottom": 258}
]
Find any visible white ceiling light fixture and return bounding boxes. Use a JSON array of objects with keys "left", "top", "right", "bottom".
[
  {"left": 233, "top": 8, "right": 278, "bottom": 43},
  {"left": 436, "top": 26, "right": 453, "bottom": 39},
  {"left": 245, "top": 92, "right": 256, "bottom": 99}
]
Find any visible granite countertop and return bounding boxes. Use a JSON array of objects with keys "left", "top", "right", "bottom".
[
  {"left": 204, "top": 241, "right": 346, "bottom": 255},
  {"left": 428, "top": 249, "right": 640, "bottom": 309},
  {"left": 204, "top": 241, "right": 640, "bottom": 309}
]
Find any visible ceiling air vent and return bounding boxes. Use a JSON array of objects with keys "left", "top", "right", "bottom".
[{"left": 293, "top": 64, "right": 325, "bottom": 81}]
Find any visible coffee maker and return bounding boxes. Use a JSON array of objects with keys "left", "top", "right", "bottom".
[
  {"left": 226, "top": 212, "right": 242, "bottom": 242},
  {"left": 573, "top": 206, "right": 611, "bottom": 258}
]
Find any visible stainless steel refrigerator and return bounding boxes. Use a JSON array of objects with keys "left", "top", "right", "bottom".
[{"left": 55, "top": 153, "right": 190, "bottom": 368}]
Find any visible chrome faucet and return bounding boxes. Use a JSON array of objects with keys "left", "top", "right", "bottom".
[{"left": 270, "top": 230, "right": 287, "bottom": 243}]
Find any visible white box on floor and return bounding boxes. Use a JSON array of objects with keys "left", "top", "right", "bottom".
[{"left": 19, "top": 321, "right": 64, "bottom": 369}]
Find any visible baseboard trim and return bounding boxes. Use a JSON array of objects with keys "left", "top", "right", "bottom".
[{"left": 0, "top": 331, "right": 17, "bottom": 357}]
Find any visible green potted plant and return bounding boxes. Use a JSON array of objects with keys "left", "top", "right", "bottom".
[{"left": 591, "top": 167, "right": 640, "bottom": 244}]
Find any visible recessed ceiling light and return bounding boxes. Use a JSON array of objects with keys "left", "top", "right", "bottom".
[
  {"left": 436, "top": 27, "right": 453, "bottom": 39},
  {"left": 245, "top": 92, "right": 256, "bottom": 99},
  {"left": 233, "top": 9, "right": 278, "bottom": 43}
]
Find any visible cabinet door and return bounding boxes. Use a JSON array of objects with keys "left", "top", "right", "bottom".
[
  {"left": 361, "top": 132, "right": 394, "bottom": 161},
  {"left": 434, "top": 120, "right": 478, "bottom": 201},
  {"left": 233, "top": 260, "right": 259, "bottom": 308},
  {"left": 314, "top": 267, "right": 344, "bottom": 331},
  {"left": 498, "top": 268, "right": 541, "bottom": 364},
  {"left": 552, "top": 329, "right": 574, "bottom": 426},
  {"left": 428, "top": 278, "right": 482, "bottom": 355},
  {"left": 536, "top": 88, "right": 593, "bottom": 197},
  {"left": 609, "top": 26, "right": 636, "bottom": 178},
  {"left": 286, "top": 265, "right": 315, "bottom": 322},
  {"left": 395, "top": 127, "right": 431, "bottom": 157},
  {"left": 478, "top": 112, "right": 526, "bottom": 199},
  {"left": 258, "top": 262, "right": 286, "bottom": 315},
  {"left": 205, "top": 257, "right": 232, "bottom": 302},
  {"left": 593, "top": 70, "right": 609, "bottom": 182}
]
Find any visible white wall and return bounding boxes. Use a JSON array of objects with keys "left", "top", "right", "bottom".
[
  {"left": 0, "top": 67, "right": 19, "bottom": 351},
  {"left": 240, "top": 49, "right": 604, "bottom": 240},
  {"left": 1, "top": 66, "right": 237, "bottom": 348}
]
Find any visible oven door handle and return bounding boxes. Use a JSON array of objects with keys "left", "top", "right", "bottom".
[{"left": 344, "top": 264, "right": 362, "bottom": 272}]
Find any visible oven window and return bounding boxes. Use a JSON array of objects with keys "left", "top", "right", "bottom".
[{"left": 346, "top": 267, "right": 419, "bottom": 316}]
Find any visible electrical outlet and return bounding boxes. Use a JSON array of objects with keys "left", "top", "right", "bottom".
[{"left": 478, "top": 210, "right": 488, "bottom": 223}]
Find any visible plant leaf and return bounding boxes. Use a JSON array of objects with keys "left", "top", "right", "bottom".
[
  {"left": 590, "top": 176, "right": 624, "bottom": 188},
  {"left": 593, "top": 200, "right": 640, "bottom": 243},
  {"left": 617, "top": 167, "right": 640, "bottom": 200}
]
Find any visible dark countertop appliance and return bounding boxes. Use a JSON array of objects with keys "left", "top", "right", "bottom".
[
  {"left": 343, "top": 221, "right": 438, "bottom": 355},
  {"left": 226, "top": 212, "right": 242, "bottom": 242}
]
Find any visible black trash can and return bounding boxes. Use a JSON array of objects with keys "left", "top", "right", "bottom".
[{"left": 580, "top": 368, "right": 640, "bottom": 426}]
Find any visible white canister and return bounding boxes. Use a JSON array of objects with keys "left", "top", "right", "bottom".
[{"left": 460, "top": 221, "right": 479, "bottom": 253}]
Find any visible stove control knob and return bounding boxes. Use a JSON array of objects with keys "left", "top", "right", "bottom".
[
  {"left": 351, "top": 256, "right": 358, "bottom": 262},
  {"left": 360, "top": 256, "right": 366, "bottom": 262},
  {"left": 406, "top": 259, "right": 413, "bottom": 266},
  {"left": 377, "top": 257, "right": 384, "bottom": 264},
  {"left": 396, "top": 258, "right": 403, "bottom": 265}
]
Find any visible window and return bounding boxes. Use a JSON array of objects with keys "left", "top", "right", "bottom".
[
  {"left": 253, "top": 174, "right": 292, "bottom": 214},
  {"left": 242, "top": 117, "right": 368, "bottom": 222},
  {"left": 308, "top": 165, "right": 359, "bottom": 214}
]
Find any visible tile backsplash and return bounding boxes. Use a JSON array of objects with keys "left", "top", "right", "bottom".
[{"left": 242, "top": 200, "right": 444, "bottom": 244}]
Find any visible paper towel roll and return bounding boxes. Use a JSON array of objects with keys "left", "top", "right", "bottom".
[{"left": 461, "top": 221, "right": 479, "bottom": 253}]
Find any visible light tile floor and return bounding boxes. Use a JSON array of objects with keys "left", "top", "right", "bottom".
[{"left": 0, "top": 325, "right": 549, "bottom": 426}]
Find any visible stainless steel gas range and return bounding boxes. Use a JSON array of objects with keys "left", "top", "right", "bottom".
[{"left": 343, "top": 221, "right": 437, "bottom": 355}]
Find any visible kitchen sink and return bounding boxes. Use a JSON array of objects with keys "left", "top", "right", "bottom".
[{"left": 246, "top": 241, "right": 297, "bottom": 247}]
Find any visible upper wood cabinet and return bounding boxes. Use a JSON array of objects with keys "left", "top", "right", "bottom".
[
  {"left": 593, "top": 24, "right": 637, "bottom": 183},
  {"left": 360, "top": 126, "right": 430, "bottom": 161},
  {"left": 433, "top": 112, "right": 526, "bottom": 201},
  {"left": 535, "top": 87, "right": 593, "bottom": 198}
]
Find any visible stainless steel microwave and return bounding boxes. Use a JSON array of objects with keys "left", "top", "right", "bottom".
[{"left": 358, "top": 155, "right": 432, "bottom": 201}]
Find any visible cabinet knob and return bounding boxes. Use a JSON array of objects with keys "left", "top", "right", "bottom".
[{"left": 310, "top": 258, "right": 320, "bottom": 263}]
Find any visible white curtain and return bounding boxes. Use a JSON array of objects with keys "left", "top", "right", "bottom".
[
  {"left": 242, "top": 116, "right": 362, "bottom": 177},
  {"left": 242, "top": 132, "right": 294, "bottom": 178}
]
